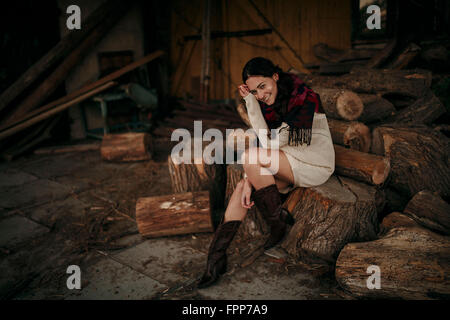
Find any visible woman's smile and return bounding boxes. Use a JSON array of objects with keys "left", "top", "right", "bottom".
[{"left": 245, "top": 74, "right": 279, "bottom": 105}]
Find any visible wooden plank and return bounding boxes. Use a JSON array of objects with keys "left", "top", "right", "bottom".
[
  {"left": 0, "top": 50, "right": 164, "bottom": 133},
  {"left": 0, "top": 82, "right": 117, "bottom": 141},
  {"left": 0, "top": 0, "right": 123, "bottom": 114},
  {"left": 1, "top": 1, "right": 133, "bottom": 126}
]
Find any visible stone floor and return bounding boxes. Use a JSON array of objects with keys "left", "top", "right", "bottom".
[{"left": 0, "top": 139, "right": 346, "bottom": 300}]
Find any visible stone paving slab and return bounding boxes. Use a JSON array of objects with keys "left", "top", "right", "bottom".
[
  {"left": 8, "top": 153, "right": 88, "bottom": 179},
  {"left": 113, "top": 238, "right": 206, "bottom": 287},
  {"left": 0, "top": 179, "right": 73, "bottom": 210},
  {"left": 0, "top": 215, "right": 49, "bottom": 249},
  {"left": 197, "top": 261, "right": 323, "bottom": 300},
  {"left": 23, "top": 197, "right": 89, "bottom": 226},
  {"left": 66, "top": 253, "right": 166, "bottom": 300},
  {"left": 0, "top": 169, "right": 38, "bottom": 188}
]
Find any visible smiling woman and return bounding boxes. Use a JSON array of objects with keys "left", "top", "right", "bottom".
[{"left": 197, "top": 57, "right": 336, "bottom": 289}]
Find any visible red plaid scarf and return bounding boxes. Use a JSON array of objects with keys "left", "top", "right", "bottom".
[{"left": 260, "top": 73, "right": 323, "bottom": 146}]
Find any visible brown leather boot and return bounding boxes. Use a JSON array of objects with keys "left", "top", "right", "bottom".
[
  {"left": 197, "top": 220, "right": 241, "bottom": 288},
  {"left": 252, "top": 184, "right": 295, "bottom": 250}
]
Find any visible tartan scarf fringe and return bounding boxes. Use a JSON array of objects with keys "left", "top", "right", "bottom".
[{"left": 288, "top": 127, "right": 312, "bottom": 146}]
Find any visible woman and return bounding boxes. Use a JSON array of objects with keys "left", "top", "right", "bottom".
[{"left": 197, "top": 57, "right": 335, "bottom": 288}]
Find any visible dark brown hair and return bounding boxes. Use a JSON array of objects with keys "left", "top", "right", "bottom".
[{"left": 242, "top": 57, "right": 293, "bottom": 127}]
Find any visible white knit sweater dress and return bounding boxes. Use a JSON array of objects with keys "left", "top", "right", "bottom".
[{"left": 244, "top": 93, "right": 335, "bottom": 190}]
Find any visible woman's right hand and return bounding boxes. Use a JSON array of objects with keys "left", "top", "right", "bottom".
[
  {"left": 241, "top": 178, "right": 254, "bottom": 209},
  {"left": 238, "top": 84, "right": 250, "bottom": 98}
]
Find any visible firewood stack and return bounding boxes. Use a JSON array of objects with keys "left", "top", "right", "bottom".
[
  {"left": 225, "top": 63, "right": 449, "bottom": 298},
  {"left": 272, "top": 65, "right": 448, "bottom": 299}
]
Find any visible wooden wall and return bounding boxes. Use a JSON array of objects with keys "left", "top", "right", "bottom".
[{"left": 170, "top": 0, "right": 352, "bottom": 101}]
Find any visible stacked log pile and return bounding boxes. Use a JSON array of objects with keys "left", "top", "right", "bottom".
[{"left": 229, "top": 65, "right": 449, "bottom": 297}]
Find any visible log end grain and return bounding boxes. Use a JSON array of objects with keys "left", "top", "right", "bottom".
[
  {"left": 344, "top": 122, "right": 371, "bottom": 153},
  {"left": 336, "top": 90, "right": 364, "bottom": 121},
  {"left": 372, "top": 157, "right": 391, "bottom": 186},
  {"left": 101, "top": 132, "right": 152, "bottom": 162}
]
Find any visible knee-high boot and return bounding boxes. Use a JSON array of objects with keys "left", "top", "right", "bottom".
[
  {"left": 197, "top": 220, "right": 241, "bottom": 288},
  {"left": 251, "top": 184, "right": 295, "bottom": 250}
]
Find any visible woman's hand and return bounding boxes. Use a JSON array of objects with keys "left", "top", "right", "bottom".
[
  {"left": 238, "top": 84, "right": 250, "bottom": 98},
  {"left": 241, "top": 178, "right": 254, "bottom": 209}
]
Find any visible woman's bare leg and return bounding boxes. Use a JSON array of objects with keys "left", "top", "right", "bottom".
[
  {"left": 242, "top": 148, "right": 295, "bottom": 190},
  {"left": 223, "top": 179, "right": 248, "bottom": 222}
]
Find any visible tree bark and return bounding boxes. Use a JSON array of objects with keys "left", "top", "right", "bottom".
[
  {"left": 380, "top": 89, "right": 446, "bottom": 126},
  {"left": 371, "top": 125, "right": 450, "bottom": 198},
  {"left": 328, "top": 119, "right": 371, "bottom": 152},
  {"left": 387, "top": 42, "right": 421, "bottom": 70},
  {"left": 303, "top": 68, "right": 432, "bottom": 100},
  {"left": 168, "top": 139, "right": 225, "bottom": 211},
  {"left": 335, "top": 217, "right": 450, "bottom": 299},
  {"left": 334, "top": 144, "right": 391, "bottom": 186},
  {"left": 312, "top": 88, "right": 364, "bottom": 121},
  {"left": 136, "top": 191, "right": 213, "bottom": 238},
  {"left": 100, "top": 132, "right": 152, "bottom": 162},
  {"left": 281, "top": 175, "right": 381, "bottom": 266},
  {"left": 358, "top": 94, "right": 396, "bottom": 124},
  {"left": 404, "top": 190, "right": 450, "bottom": 235}
]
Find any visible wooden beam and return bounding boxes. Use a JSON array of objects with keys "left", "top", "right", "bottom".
[
  {"left": 0, "top": 0, "right": 124, "bottom": 114},
  {"left": 184, "top": 28, "right": 272, "bottom": 41},
  {"left": 1, "top": 1, "right": 132, "bottom": 126},
  {"left": 0, "top": 50, "right": 164, "bottom": 133},
  {"left": 0, "top": 82, "right": 117, "bottom": 141}
]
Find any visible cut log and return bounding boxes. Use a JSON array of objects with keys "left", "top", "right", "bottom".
[
  {"left": 387, "top": 42, "right": 421, "bottom": 70},
  {"left": 334, "top": 144, "right": 390, "bottom": 186},
  {"left": 380, "top": 89, "right": 446, "bottom": 126},
  {"left": 100, "top": 132, "right": 152, "bottom": 162},
  {"left": 379, "top": 211, "right": 418, "bottom": 235},
  {"left": 281, "top": 175, "right": 380, "bottom": 265},
  {"left": 303, "top": 68, "right": 432, "bottom": 100},
  {"left": 404, "top": 190, "right": 450, "bottom": 235},
  {"left": 168, "top": 138, "right": 225, "bottom": 211},
  {"left": 335, "top": 218, "right": 450, "bottom": 299},
  {"left": 358, "top": 94, "right": 396, "bottom": 124},
  {"left": 327, "top": 119, "right": 371, "bottom": 152},
  {"left": 371, "top": 125, "right": 450, "bottom": 197},
  {"left": 312, "top": 88, "right": 364, "bottom": 121},
  {"left": 313, "top": 43, "right": 378, "bottom": 63},
  {"left": 224, "top": 164, "right": 268, "bottom": 239},
  {"left": 366, "top": 38, "right": 398, "bottom": 68},
  {"left": 136, "top": 191, "right": 213, "bottom": 238}
]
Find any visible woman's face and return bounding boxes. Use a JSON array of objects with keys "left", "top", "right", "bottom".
[{"left": 245, "top": 73, "right": 279, "bottom": 105}]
